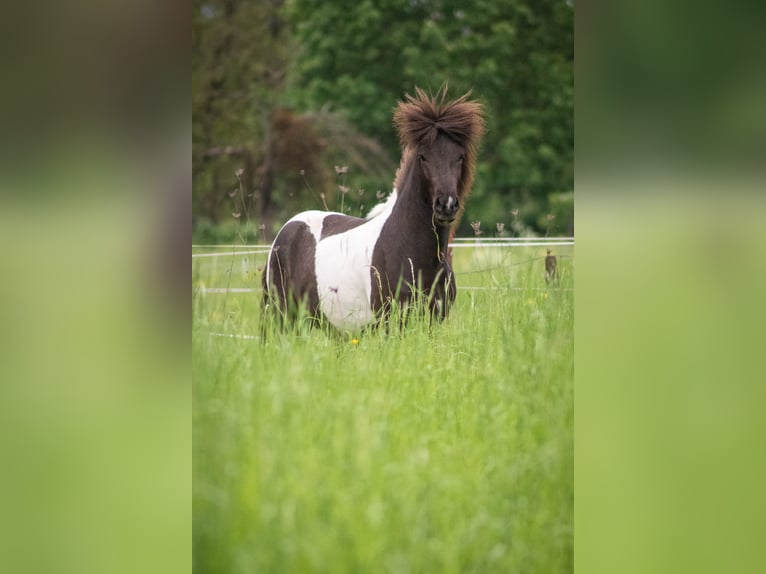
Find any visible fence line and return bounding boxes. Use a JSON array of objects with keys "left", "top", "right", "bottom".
[
  {"left": 192, "top": 244, "right": 274, "bottom": 249},
  {"left": 208, "top": 332, "right": 260, "bottom": 340},
  {"left": 450, "top": 237, "right": 573, "bottom": 242},
  {"left": 196, "top": 288, "right": 256, "bottom": 293},
  {"left": 451, "top": 241, "right": 573, "bottom": 248},
  {"left": 193, "top": 237, "right": 573, "bottom": 248},
  {"left": 192, "top": 250, "right": 270, "bottom": 258},
  {"left": 193, "top": 238, "right": 575, "bottom": 258}
]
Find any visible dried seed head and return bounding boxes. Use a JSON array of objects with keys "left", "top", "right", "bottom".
[
  {"left": 334, "top": 165, "right": 349, "bottom": 175},
  {"left": 235, "top": 168, "right": 244, "bottom": 179}
]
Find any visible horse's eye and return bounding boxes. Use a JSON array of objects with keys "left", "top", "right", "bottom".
[
  {"left": 418, "top": 154, "right": 426, "bottom": 162},
  {"left": 458, "top": 154, "right": 465, "bottom": 162}
]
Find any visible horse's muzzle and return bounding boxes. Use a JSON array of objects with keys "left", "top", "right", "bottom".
[{"left": 434, "top": 195, "right": 459, "bottom": 224}]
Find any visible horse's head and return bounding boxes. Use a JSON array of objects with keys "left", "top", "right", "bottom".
[
  {"left": 393, "top": 86, "right": 485, "bottom": 227},
  {"left": 415, "top": 134, "right": 465, "bottom": 225}
]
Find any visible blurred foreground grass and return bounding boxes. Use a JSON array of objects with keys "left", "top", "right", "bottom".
[{"left": 193, "top": 247, "right": 574, "bottom": 572}]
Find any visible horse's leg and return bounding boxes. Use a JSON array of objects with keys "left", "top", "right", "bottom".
[
  {"left": 260, "top": 275, "right": 273, "bottom": 342},
  {"left": 260, "top": 263, "right": 285, "bottom": 340},
  {"left": 423, "top": 264, "right": 456, "bottom": 330}
]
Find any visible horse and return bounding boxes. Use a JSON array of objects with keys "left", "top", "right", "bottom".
[{"left": 262, "top": 87, "right": 485, "bottom": 332}]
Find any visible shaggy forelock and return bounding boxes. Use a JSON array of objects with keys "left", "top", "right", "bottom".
[{"left": 393, "top": 86, "right": 485, "bottom": 151}]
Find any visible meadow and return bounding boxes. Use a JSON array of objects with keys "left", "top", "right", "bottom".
[{"left": 192, "top": 242, "right": 574, "bottom": 573}]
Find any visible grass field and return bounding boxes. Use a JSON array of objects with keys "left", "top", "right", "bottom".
[{"left": 193, "top": 243, "right": 574, "bottom": 573}]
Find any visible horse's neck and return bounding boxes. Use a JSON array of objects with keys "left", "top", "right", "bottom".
[{"left": 392, "top": 180, "right": 451, "bottom": 261}]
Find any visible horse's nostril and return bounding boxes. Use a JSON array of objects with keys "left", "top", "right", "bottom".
[{"left": 436, "top": 197, "right": 457, "bottom": 210}]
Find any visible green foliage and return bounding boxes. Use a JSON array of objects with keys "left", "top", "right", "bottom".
[
  {"left": 192, "top": 0, "right": 572, "bottom": 237},
  {"left": 193, "top": 245, "right": 574, "bottom": 571},
  {"left": 287, "top": 0, "right": 573, "bottom": 235},
  {"left": 192, "top": 217, "right": 264, "bottom": 245},
  {"left": 542, "top": 191, "right": 574, "bottom": 236},
  {"left": 193, "top": 0, "right": 295, "bottom": 231}
]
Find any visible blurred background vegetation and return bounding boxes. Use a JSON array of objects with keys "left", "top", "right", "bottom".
[{"left": 192, "top": 0, "right": 573, "bottom": 242}]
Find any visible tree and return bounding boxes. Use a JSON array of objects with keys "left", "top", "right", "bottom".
[
  {"left": 193, "top": 0, "right": 397, "bottom": 239},
  {"left": 192, "top": 0, "right": 293, "bottom": 235},
  {"left": 192, "top": 0, "right": 573, "bottom": 238},
  {"left": 287, "top": 0, "right": 573, "bottom": 234}
]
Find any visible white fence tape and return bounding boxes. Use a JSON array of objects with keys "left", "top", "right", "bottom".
[
  {"left": 193, "top": 238, "right": 574, "bottom": 258},
  {"left": 451, "top": 241, "right": 573, "bottom": 248},
  {"left": 192, "top": 250, "right": 271, "bottom": 258},
  {"left": 450, "top": 237, "right": 573, "bottom": 241}
]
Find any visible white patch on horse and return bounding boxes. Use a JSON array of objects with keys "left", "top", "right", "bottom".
[
  {"left": 315, "top": 199, "right": 396, "bottom": 331},
  {"left": 289, "top": 210, "right": 327, "bottom": 242}
]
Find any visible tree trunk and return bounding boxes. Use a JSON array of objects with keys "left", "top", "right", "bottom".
[{"left": 259, "top": 105, "right": 275, "bottom": 241}]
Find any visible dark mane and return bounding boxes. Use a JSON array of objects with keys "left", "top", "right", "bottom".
[{"left": 393, "top": 86, "right": 485, "bottom": 217}]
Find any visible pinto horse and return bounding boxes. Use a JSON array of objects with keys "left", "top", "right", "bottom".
[{"left": 262, "top": 87, "right": 485, "bottom": 331}]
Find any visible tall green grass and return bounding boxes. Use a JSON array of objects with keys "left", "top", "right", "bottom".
[{"left": 193, "top": 245, "right": 573, "bottom": 573}]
